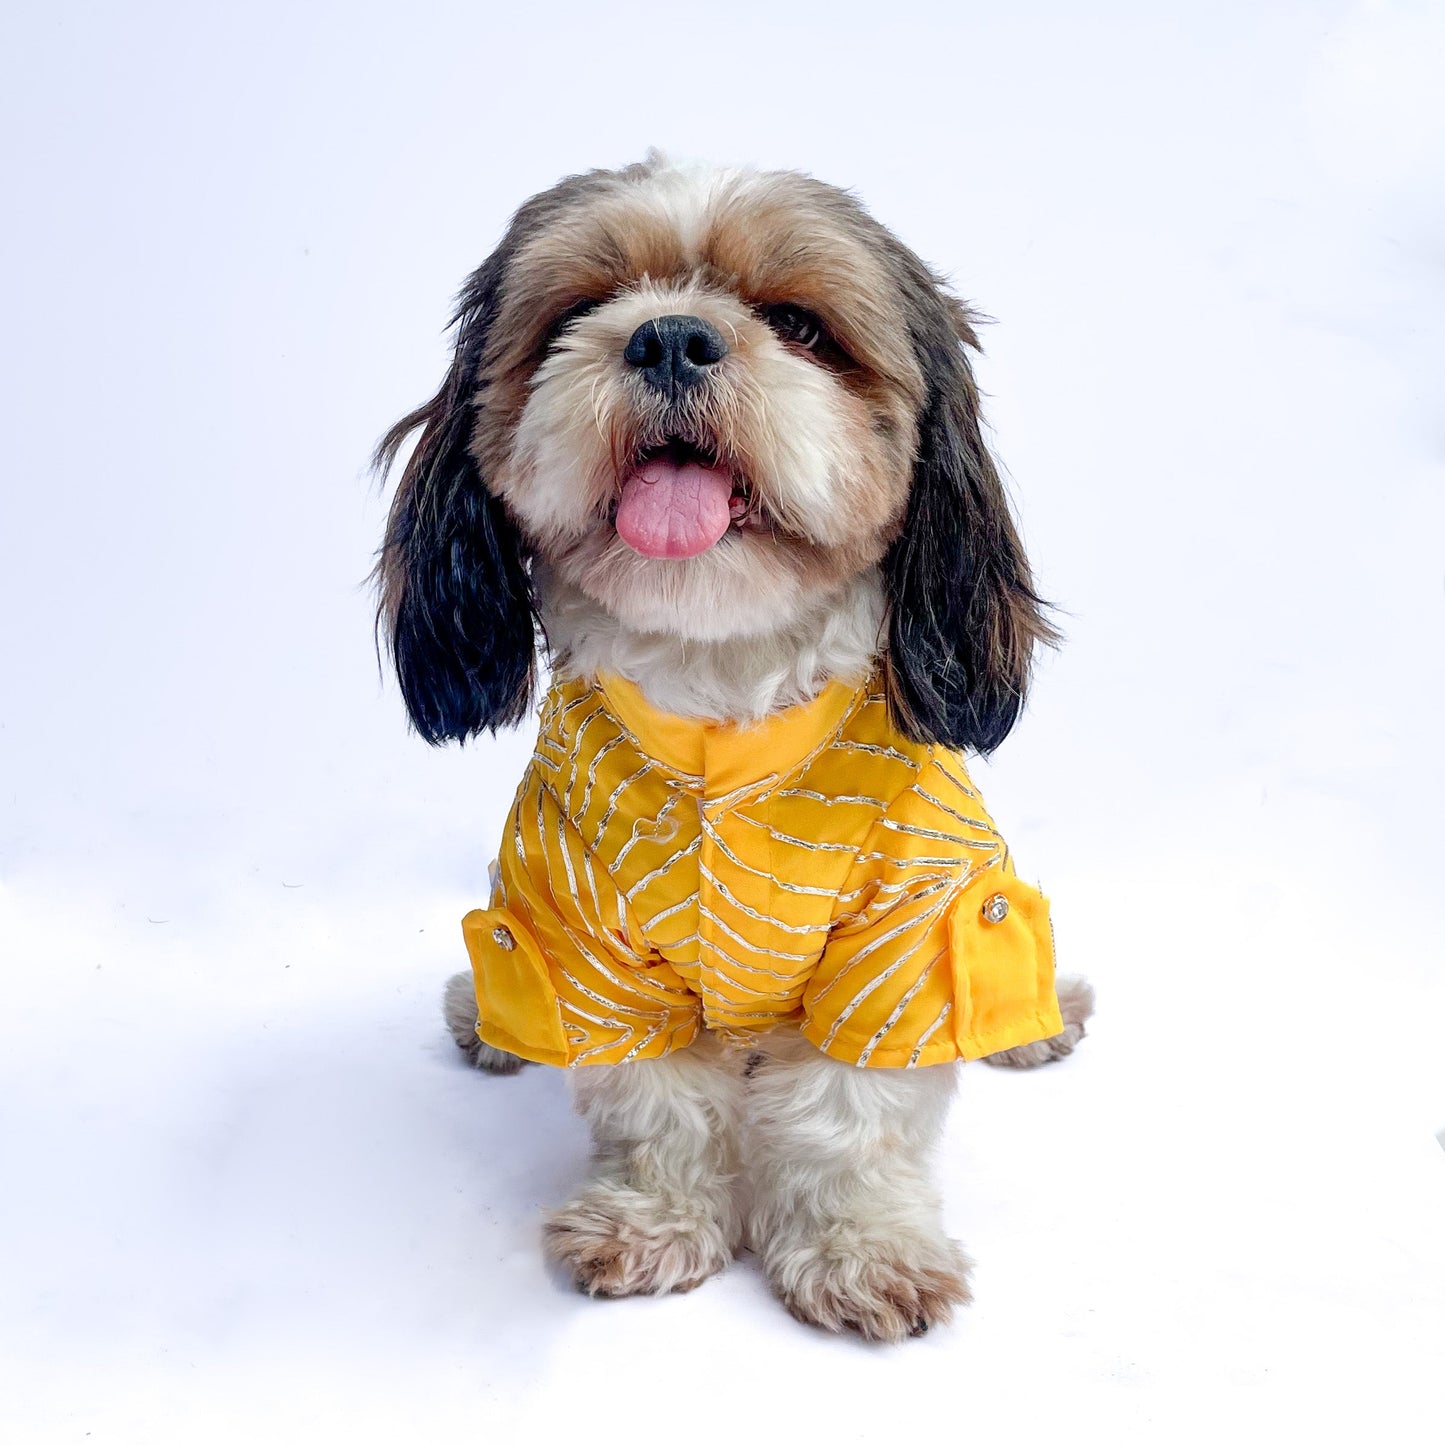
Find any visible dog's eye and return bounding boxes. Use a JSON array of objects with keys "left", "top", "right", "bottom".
[
  {"left": 762, "top": 303, "right": 827, "bottom": 351},
  {"left": 543, "top": 298, "right": 601, "bottom": 349}
]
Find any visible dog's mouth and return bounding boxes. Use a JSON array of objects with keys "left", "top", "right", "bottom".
[{"left": 611, "top": 435, "right": 757, "bottom": 559}]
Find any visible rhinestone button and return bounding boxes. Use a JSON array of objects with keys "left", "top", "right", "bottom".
[
  {"left": 981, "top": 892, "right": 1010, "bottom": 924},
  {"left": 491, "top": 925, "right": 516, "bottom": 951}
]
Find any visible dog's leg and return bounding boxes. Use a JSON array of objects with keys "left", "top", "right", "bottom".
[
  {"left": 746, "top": 1032, "right": 970, "bottom": 1341},
  {"left": 982, "top": 974, "right": 1095, "bottom": 1069},
  {"left": 544, "top": 1036, "right": 745, "bottom": 1297},
  {"left": 442, "top": 971, "right": 528, "bottom": 1074}
]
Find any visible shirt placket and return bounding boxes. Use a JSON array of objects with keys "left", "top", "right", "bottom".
[{"left": 696, "top": 727, "right": 720, "bottom": 1029}]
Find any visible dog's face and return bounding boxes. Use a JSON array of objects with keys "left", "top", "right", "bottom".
[
  {"left": 378, "top": 157, "right": 1051, "bottom": 751},
  {"left": 476, "top": 166, "right": 926, "bottom": 643}
]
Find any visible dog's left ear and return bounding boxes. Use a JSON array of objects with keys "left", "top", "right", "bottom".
[
  {"left": 373, "top": 250, "right": 538, "bottom": 745},
  {"left": 883, "top": 278, "right": 1057, "bottom": 755}
]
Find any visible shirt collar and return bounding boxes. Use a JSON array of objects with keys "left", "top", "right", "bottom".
[{"left": 596, "top": 672, "right": 864, "bottom": 800}]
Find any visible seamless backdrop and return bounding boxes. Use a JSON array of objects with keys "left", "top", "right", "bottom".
[{"left": 2, "top": 2, "right": 1442, "bottom": 1441}]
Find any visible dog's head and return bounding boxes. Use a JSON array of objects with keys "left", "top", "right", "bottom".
[{"left": 377, "top": 156, "right": 1052, "bottom": 751}]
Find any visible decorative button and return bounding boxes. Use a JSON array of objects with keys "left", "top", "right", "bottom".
[
  {"left": 491, "top": 925, "right": 516, "bottom": 951},
  {"left": 981, "top": 892, "right": 1010, "bottom": 924}
]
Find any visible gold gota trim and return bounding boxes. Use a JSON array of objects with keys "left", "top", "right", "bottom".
[
  {"left": 855, "top": 846, "right": 999, "bottom": 868},
  {"left": 698, "top": 936, "right": 807, "bottom": 983},
  {"left": 906, "top": 784, "right": 998, "bottom": 834},
  {"left": 807, "top": 878, "right": 957, "bottom": 1006},
  {"left": 831, "top": 739, "right": 921, "bottom": 768},
  {"left": 592, "top": 763, "right": 661, "bottom": 843},
  {"left": 697, "top": 860, "right": 835, "bottom": 937},
  {"left": 703, "top": 997, "right": 803, "bottom": 1021},
  {"left": 700, "top": 774, "right": 782, "bottom": 817},
  {"left": 836, "top": 874, "right": 949, "bottom": 907},
  {"left": 556, "top": 966, "right": 681, "bottom": 1022},
  {"left": 555, "top": 919, "right": 695, "bottom": 1007},
  {"left": 730, "top": 814, "right": 861, "bottom": 854},
  {"left": 625, "top": 836, "right": 701, "bottom": 900},
  {"left": 474, "top": 672, "right": 1059, "bottom": 1071},
  {"left": 856, "top": 951, "right": 945, "bottom": 1066},
  {"left": 696, "top": 942, "right": 803, "bottom": 988},
  {"left": 573, "top": 691, "right": 704, "bottom": 790},
  {"left": 564, "top": 705, "right": 612, "bottom": 777},
  {"left": 639, "top": 891, "right": 699, "bottom": 931},
  {"left": 555, "top": 687, "right": 602, "bottom": 727},
  {"left": 697, "top": 903, "right": 818, "bottom": 962},
  {"left": 819, "top": 936, "right": 934, "bottom": 1053},
  {"left": 932, "top": 759, "right": 980, "bottom": 800},
  {"left": 616, "top": 1016, "right": 695, "bottom": 1066},
  {"left": 572, "top": 731, "right": 626, "bottom": 820},
  {"left": 596, "top": 671, "right": 860, "bottom": 798},
  {"left": 907, "top": 1002, "right": 953, "bottom": 1067},
  {"left": 579, "top": 846, "right": 603, "bottom": 926},
  {"left": 876, "top": 817, "right": 990, "bottom": 847},
  {"left": 613, "top": 790, "right": 692, "bottom": 871},
  {"left": 550, "top": 802, "right": 582, "bottom": 905},
  {"left": 697, "top": 812, "right": 839, "bottom": 898},
  {"left": 774, "top": 787, "right": 892, "bottom": 809}
]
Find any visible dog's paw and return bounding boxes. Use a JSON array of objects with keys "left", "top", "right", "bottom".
[
  {"left": 442, "top": 972, "right": 527, "bottom": 1074},
  {"left": 767, "top": 1225, "right": 972, "bottom": 1342},
  {"left": 983, "top": 974, "right": 1095, "bottom": 1069},
  {"left": 466, "top": 1038, "right": 528, "bottom": 1074},
  {"left": 544, "top": 1182, "right": 736, "bottom": 1298}
]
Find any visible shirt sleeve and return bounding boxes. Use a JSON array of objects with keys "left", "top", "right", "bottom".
[
  {"left": 801, "top": 751, "right": 1062, "bottom": 1067},
  {"left": 461, "top": 762, "right": 702, "bottom": 1067}
]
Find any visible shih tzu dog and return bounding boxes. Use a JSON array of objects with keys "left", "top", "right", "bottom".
[{"left": 376, "top": 153, "right": 1093, "bottom": 1342}]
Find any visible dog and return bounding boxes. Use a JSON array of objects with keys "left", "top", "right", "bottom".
[{"left": 376, "top": 153, "right": 1093, "bottom": 1341}]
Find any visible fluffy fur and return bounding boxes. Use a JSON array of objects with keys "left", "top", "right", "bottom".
[
  {"left": 545, "top": 1035, "right": 747, "bottom": 1298},
  {"left": 375, "top": 154, "right": 1056, "bottom": 742},
  {"left": 379, "top": 154, "right": 1089, "bottom": 1340},
  {"left": 540, "top": 564, "right": 886, "bottom": 722}
]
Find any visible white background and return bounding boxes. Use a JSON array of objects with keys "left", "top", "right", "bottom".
[{"left": 2, "top": 1, "right": 1442, "bottom": 1439}]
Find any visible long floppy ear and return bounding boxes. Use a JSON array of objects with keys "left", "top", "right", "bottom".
[
  {"left": 883, "top": 283, "right": 1057, "bottom": 755},
  {"left": 374, "top": 251, "right": 537, "bottom": 744}
]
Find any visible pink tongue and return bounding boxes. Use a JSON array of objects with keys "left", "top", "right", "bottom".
[{"left": 615, "top": 458, "right": 734, "bottom": 559}]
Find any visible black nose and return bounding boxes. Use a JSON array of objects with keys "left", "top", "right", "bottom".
[{"left": 623, "top": 314, "right": 727, "bottom": 396}]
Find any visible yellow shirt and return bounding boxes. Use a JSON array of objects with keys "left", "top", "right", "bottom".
[{"left": 462, "top": 673, "right": 1062, "bottom": 1069}]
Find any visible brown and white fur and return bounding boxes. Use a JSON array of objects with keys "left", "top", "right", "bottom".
[{"left": 380, "top": 154, "right": 1093, "bottom": 1341}]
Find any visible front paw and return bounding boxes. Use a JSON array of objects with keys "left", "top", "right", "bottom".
[
  {"left": 984, "top": 974, "right": 1095, "bottom": 1069},
  {"left": 544, "top": 1182, "right": 736, "bottom": 1298},
  {"left": 765, "top": 1224, "right": 973, "bottom": 1342},
  {"left": 442, "top": 971, "right": 528, "bottom": 1074}
]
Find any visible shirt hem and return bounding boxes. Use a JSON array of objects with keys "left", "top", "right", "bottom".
[{"left": 799, "top": 1005, "right": 1065, "bottom": 1068}]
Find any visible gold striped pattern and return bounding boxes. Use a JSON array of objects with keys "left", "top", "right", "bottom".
[{"left": 465, "top": 672, "right": 1061, "bottom": 1069}]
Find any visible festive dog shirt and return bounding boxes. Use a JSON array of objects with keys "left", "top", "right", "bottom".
[{"left": 462, "top": 673, "right": 1062, "bottom": 1069}]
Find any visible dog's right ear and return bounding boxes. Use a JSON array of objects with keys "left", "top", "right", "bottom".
[
  {"left": 374, "top": 250, "right": 537, "bottom": 744},
  {"left": 880, "top": 265, "right": 1057, "bottom": 756}
]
